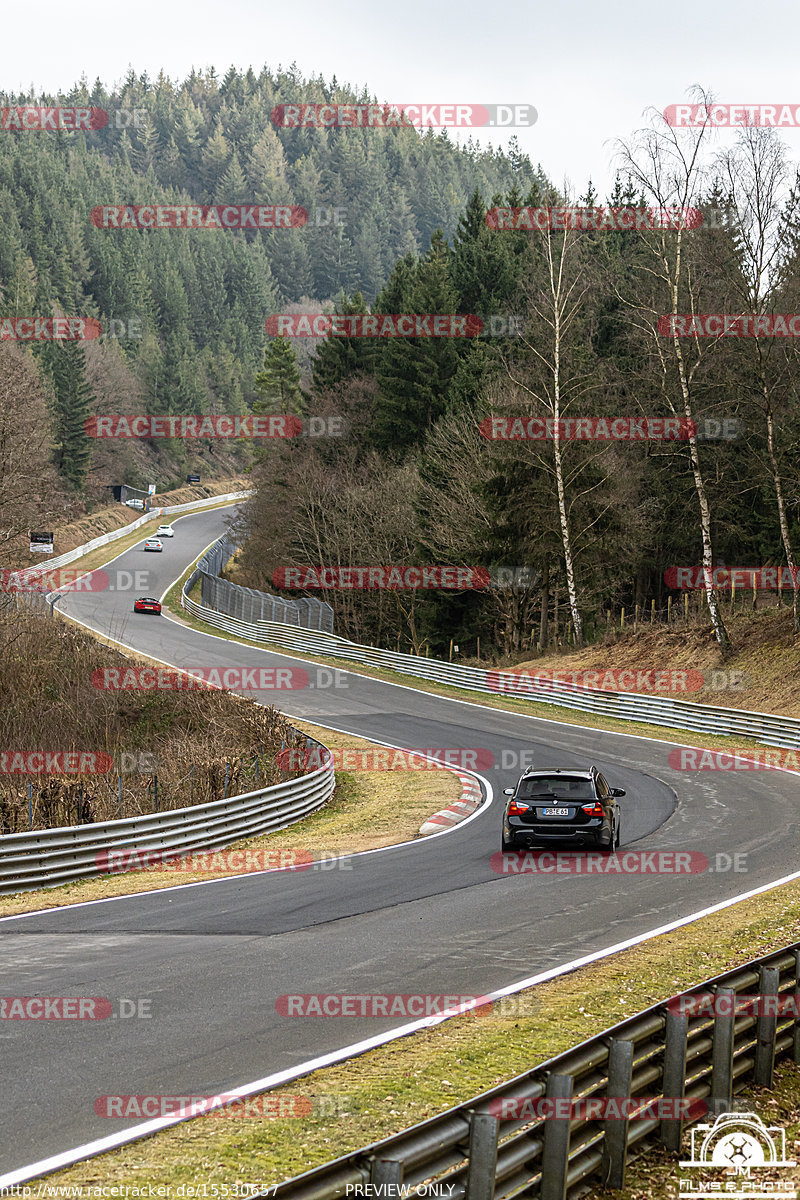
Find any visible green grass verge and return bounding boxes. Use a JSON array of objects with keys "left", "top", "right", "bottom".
[
  {"left": 25, "top": 543, "right": 800, "bottom": 1192},
  {"left": 57, "top": 495, "right": 247, "bottom": 579},
  {"left": 162, "top": 584, "right": 779, "bottom": 758},
  {"left": 38, "top": 876, "right": 800, "bottom": 1190}
]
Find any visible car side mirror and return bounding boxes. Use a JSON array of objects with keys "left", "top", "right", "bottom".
[
  {"left": 503, "top": 788, "right": 515, "bottom": 796},
  {"left": 610, "top": 788, "right": 626, "bottom": 797}
]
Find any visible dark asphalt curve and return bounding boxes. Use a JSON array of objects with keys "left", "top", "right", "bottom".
[{"left": 1, "top": 505, "right": 798, "bottom": 1176}]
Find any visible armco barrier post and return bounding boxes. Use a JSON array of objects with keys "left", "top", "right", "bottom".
[
  {"left": 540, "top": 1073, "right": 573, "bottom": 1200},
  {"left": 711, "top": 987, "right": 735, "bottom": 1114},
  {"left": 754, "top": 966, "right": 780, "bottom": 1087},
  {"left": 660, "top": 1011, "right": 688, "bottom": 1151},
  {"left": 602, "top": 1039, "right": 633, "bottom": 1187},
  {"left": 185, "top": 537, "right": 800, "bottom": 747},
  {"left": 370, "top": 1158, "right": 402, "bottom": 1191},
  {"left": 465, "top": 1111, "right": 499, "bottom": 1200},
  {"left": 794, "top": 951, "right": 800, "bottom": 1064}
]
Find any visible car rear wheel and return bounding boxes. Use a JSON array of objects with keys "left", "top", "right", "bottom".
[
  {"left": 600, "top": 818, "right": 620, "bottom": 853},
  {"left": 502, "top": 832, "right": 518, "bottom": 852}
]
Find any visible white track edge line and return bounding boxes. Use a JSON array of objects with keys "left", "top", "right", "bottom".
[
  {"left": 4, "top": 862, "right": 800, "bottom": 1186},
  {"left": 5, "top": 525, "right": 799, "bottom": 1178},
  {"left": 0, "top": 729, "right": 491, "bottom": 922}
]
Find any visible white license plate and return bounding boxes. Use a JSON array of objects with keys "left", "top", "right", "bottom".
[{"left": 541, "top": 807, "right": 569, "bottom": 817}]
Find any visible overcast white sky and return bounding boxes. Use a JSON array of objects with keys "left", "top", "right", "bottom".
[{"left": 2, "top": 0, "right": 799, "bottom": 194}]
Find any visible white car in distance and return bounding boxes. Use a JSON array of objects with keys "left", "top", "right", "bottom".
[{"left": 155, "top": 525, "right": 175, "bottom": 538}]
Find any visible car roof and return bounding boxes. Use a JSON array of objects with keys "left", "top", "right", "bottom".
[
  {"left": 137, "top": 597, "right": 158, "bottom": 602},
  {"left": 521, "top": 767, "right": 595, "bottom": 779}
]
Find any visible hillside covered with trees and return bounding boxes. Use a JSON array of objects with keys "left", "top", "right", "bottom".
[
  {"left": 2, "top": 72, "right": 799, "bottom": 662},
  {"left": 235, "top": 110, "right": 800, "bottom": 659},
  {"left": 0, "top": 66, "right": 543, "bottom": 513}
]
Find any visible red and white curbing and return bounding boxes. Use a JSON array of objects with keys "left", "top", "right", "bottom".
[{"left": 418, "top": 772, "right": 484, "bottom": 836}]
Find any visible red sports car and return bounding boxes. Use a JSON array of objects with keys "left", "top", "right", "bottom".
[{"left": 134, "top": 597, "right": 162, "bottom": 614}]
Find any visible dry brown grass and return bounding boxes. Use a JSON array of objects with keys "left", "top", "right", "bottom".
[
  {"left": 0, "top": 611, "right": 297, "bottom": 832},
  {"left": 0, "top": 719, "right": 461, "bottom": 916},
  {"left": 587, "top": 1059, "right": 800, "bottom": 1197},
  {"left": 471, "top": 607, "right": 800, "bottom": 718}
]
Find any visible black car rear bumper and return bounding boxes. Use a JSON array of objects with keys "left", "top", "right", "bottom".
[{"left": 505, "top": 818, "right": 606, "bottom": 847}]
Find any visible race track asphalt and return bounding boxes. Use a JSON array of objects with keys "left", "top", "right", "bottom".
[{"left": 2, "top": 505, "right": 796, "bottom": 1176}]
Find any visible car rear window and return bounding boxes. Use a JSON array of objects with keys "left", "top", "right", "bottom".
[{"left": 517, "top": 777, "right": 595, "bottom": 801}]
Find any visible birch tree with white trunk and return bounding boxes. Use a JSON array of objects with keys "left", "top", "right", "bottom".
[{"left": 615, "top": 90, "right": 732, "bottom": 654}]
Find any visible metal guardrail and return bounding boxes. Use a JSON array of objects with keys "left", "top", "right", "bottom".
[
  {"left": 0, "top": 736, "right": 334, "bottom": 895},
  {"left": 182, "top": 549, "right": 800, "bottom": 751},
  {"left": 0, "top": 490, "right": 251, "bottom": 615},
  {"left": 160, "top": 490, "right": 252, "bottom": 516},
  {"left": 271, "top": 943, "right": 800, "bottom": 1200},
  {"left": 6, "top": 490, "right": 252, "bottom": 581},
  {"left": 190, "top": 538, "right": 335, "bottom": 632}
]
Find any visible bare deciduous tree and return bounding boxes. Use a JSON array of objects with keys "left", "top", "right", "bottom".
[
  {"left": 715, "top": 126, "right": 800, "bottom": 632},
  {"left": 500, "top": 212, "right": 616, "bottom": 647},
  {"left": 615, "top": 90, "right": 731, "bottom": 655}
]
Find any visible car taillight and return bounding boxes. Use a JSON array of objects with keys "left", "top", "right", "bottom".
[
  {"left": 508, "top": 800, "right": 530, "bottom": 815},
  {"left": 581, "top": 802, "right": 604, "bottom": 817}
]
